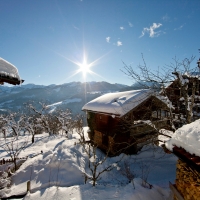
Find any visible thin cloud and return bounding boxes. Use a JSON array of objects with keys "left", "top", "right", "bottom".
[
  {"left": 174, "top": 24, "right": 185, "bottom": 31},
  {"left": 162, "top": 14, "right": 170, "bottom": 21},
  {"left": 140, "top": 23, "right": 162, "bottom": 38},
  {"left": 128, "top": 22, "right": 133, "bottom": 27},
  {"left": 117, "top": 41, "right": 122, "bottom": 46},
  {"left": 106, "top": 37, "right": 111, "bottom": 43},
  {"left": 73, "top": 25, "right": 79, "bottom": 30},
  {"left": 120, "top": 26, "right": 124, "bottom": 30}
]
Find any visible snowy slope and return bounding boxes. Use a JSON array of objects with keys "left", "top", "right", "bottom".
[{"left": 0, "top": 128, "right": 176, "bottom": 199}]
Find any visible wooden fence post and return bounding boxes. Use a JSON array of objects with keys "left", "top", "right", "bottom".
[{"left": 27, "top": 181, "right": 31, "bottom": 193}]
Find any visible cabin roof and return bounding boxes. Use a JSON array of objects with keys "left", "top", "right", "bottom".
[
  {"left": 166, "top": 119, "right": 200, "bottom": 157},
  {"left": 0, "top": 57, "right": 24, "bottom": 85},
  {"left": 82, "top": 89, "right": 170, "bottom": 117},
  {"left": 0, "top": 58, "right": 20, "bottom": 79}
]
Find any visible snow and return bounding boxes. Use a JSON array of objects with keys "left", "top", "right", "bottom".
[
  {"left": 0, "top": 100, "right": 14, "bottom": 107},
  {"left": 23, "top": 95, "right": 35, "bottom": 98},
  {"left": 19, "top": 84, "right": 45, "bottom": 89},
  {"left": 53, "top": 87, "right": 61, "bottom": 92},
  {"left": 177, "top": 72, "right": 189, "bottom": 85},
  {"left": 0, "top": 58, "right": 20, "bottom": 79},
  {"left": 87, "top": 91, "right": 102, "bottom": 94},
  {"left": 158, "top": 129, "right": 174, "bottom": 144},
  {"left": 47, "top": 98, "right": 82, "bottom": 108},
  {"left": 165, "top": 119, "right": 200, "bottom": 157},
  {"left": 23, "top": 179, "right": 169, "bottom": 200},
  {"left": 0, "top": 128, "right": 177, "bottom": 199},
  {"left": 82, "top": 89, "right": 168, "bottom": 117},
  {"left": 46, "top": 98, "right": 82, "bottom": 112},
  {"left": 68, "top": 82, "right": 81, "bottom": 87}
]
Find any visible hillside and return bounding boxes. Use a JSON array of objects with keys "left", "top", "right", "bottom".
[
  {"left": 0, "top": 82, "right": 130, "bottom": 114},
  {"left": 0, "top": 128, "right": 176, "bottom": 199}
]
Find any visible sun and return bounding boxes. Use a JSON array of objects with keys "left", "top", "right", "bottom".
[
  {"left": 59, "top": 50, "right": 108, "bottom": 82},
  {"left": 79, "top": 59, "right": 91, "bottom": 76}
]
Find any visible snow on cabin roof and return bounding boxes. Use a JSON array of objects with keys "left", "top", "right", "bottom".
[
  {"left": 0, "top": 57, "right": 20, "bottom": 79},
  {"left": 82, "top": 89, "right": 166, "bottom": 117},
  {"left": 165, "top": 119, "right": 200, "bottom": 157}
]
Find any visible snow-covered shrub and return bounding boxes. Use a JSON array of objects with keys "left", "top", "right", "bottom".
[
  {"left": 0, "top": 171, "right": 11, "bottom": 189},
  {"left": 74, "top": 115, "right": 123, "bottom": 187},
  {"left": 119, "top": 160, "right": 137, "bottom": 188}
]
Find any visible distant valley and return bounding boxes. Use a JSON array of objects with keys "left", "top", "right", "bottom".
[{"left": 0, "top": 81, "right": 133, "bottom": 115}]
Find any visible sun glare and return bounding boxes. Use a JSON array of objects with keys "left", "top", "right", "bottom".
[
  {"left": 56, "top": 49, "right": 109, "bottom": 82},
  {"left": 79, "top": 59, "right": 91, "bottom": 76}
]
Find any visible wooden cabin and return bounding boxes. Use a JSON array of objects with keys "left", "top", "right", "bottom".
[
  {"left": 166, "top": 119, "right": 200, "bottom": 200},
  {"left": 82, "top": 89, "right": 172, "bottom": 155},
  {"left": 0, "top": 57, "right": 24, "bottom": 85}
]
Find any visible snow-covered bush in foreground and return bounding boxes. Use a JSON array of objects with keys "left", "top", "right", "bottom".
[
  {"left": 73, "top": 116, "right": 124, "bottom": 187},
  {"left": 0, "top": 172, "right": 11, "bottom": 189}
]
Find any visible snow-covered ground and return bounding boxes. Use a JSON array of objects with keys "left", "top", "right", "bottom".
[{"left": 0, "top": 128, "right": 177, "bottom": 199}]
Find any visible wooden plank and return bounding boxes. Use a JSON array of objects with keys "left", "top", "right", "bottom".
[{"left": 169, "top": 182, "right": 184, "bottom": 200}]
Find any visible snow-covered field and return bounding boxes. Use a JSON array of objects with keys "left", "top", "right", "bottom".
[{"left": 0, "top": 127, "right": 177, "bottom": 200}]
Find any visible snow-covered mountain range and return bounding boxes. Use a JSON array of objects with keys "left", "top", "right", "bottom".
[{"left": 0, "top": 81, "right": 130, "bottom": 114}]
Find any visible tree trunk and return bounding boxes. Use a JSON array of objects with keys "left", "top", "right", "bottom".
[
  {"left": 187, "top": 79, "right": 196, "bottom": 123},
  {"left": 14, "top": 158, "right": 17, "bottom": 171},
  {"left": 32, "top": 135, "right": 35, "bottom": 143}
]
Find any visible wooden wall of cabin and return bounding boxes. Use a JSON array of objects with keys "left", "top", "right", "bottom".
[
  {"left": 87, "top": 112, "right": 120, "bottom": 140},
  {"left": 87, "top": 112, "right": 119, "bottom": 133},
  {"left": 87, "top": 112, "right": 135, "bottom": 154},
  {"left": 174, "top": 159, "right": 200, "bottom": 200},
  {"left": 130, "top": 96, "right": 170, "bottom": 121},
  {"left": 93, "top": 129, "right": 137, "bottom": 155}
]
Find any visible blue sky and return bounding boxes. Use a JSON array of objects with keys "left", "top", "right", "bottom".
[{"left": 0, "top": 0, "right": 200, "bottom": 86}]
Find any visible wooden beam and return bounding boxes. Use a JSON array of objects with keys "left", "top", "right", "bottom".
[{"left": 169, "top": 182, "right": 184, "bottom": 200}]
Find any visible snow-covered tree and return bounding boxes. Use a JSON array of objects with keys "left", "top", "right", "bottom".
[
  {"left": 170, "top": 57, "right": 200, "bottom": 124},
  {"left": 2, "top": 138, "right": 28, "bottom": 171},
  {"left": 26, "top": 102, "right": 51, "bottom": 134},
  {"left": 74, "top": 115, "right": 123, "bottom": 186},
  {"left": 54, "top": 109, "right": 72, "bottom": 136},
  {"left": 26, "top": 103, "right": 73, "bottom": 137},
  {"left": 25, "top": 115, "right": 44, "bottom": 143},
  {"left": 5, "top": 112, "right": 26, "bottom": 139},
  {"left": 122, "top": 55, "right": 200, "bottom": 127}
]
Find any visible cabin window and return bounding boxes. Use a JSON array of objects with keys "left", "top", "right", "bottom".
[
  {"left": 157, "top": 110, "right": 161, "bottom": 119},
  {"left": 87, "top": 112, "right": 90, "bottom": 119},
  {"left": 152, "top": 111, "right": 158, "bottom": 118},
  {"left": 161, "top": 110, "right": 167, "bottom": 119},
  {"left": 152, "top": 110, "right": 168, "bottom": 119},
  {"left": 102, "top": 133, "right": 108, "bottom": 146},
  {"left": 99, "top": 115, "right": 102, "bottom": 120}
]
